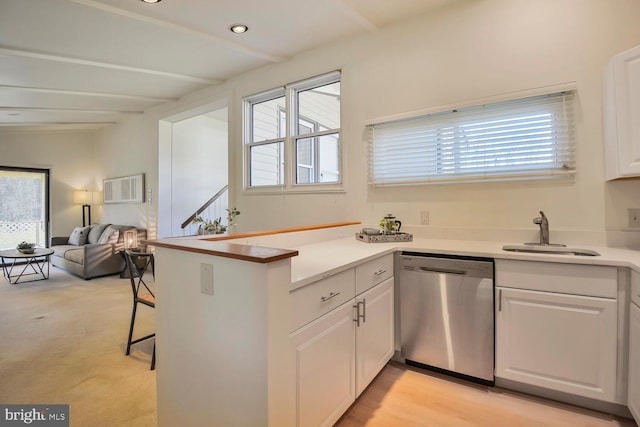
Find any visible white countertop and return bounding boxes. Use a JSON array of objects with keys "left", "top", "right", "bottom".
[{"left": 289, "top": 236, "right": 640, "bottom": 290}]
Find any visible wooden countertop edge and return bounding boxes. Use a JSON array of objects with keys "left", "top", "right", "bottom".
[
  {"left": 144, "top": 221, "right": 359, "bottom": 263},
  {"left": 147, "top": 240, "right": 299, "bottom": 264}
]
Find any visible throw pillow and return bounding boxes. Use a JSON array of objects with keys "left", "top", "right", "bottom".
[
  {"left": 68, "top": 226, "right": 90, "bottom": 246},
  {"left": 87, "top": 224, "right": 109, "bottom": 244},
  {"left": 97, "top": 225, "right": 120, "bottom": 244}
]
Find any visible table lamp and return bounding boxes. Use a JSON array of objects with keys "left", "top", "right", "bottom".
[
  {"left": 73, "top": 190, "right": 92, "bottom": 227},
  {"left": 123, "top": 229, "right": 138, "bottom": 251}
]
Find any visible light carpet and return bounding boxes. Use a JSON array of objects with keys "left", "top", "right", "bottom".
[{"left": 0, "top": 265, "right": 156, "bottom": 426}]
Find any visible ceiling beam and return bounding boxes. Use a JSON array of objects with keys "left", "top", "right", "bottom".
[
  {"left": 0, "top": 107, "right": 142, "bottom": 115},
  {"left": 70, "top": 0, "right": 288, "bottom": 63},
  {"left": 0, "top": 84, "right": 178, "bottom": 102},
  {"left": 0, "top": 122, "right": 116, "bottom": 126},
  {"left": 0, "top": 46, "right": 221, "bottom": 85},
  {"left": 0, "top": 84, "right": 176, "bottom": 103}
]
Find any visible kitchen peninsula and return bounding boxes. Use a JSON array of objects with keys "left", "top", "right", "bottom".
[{"left": 147, "top": 222, "right": 640, "bottom": 427}]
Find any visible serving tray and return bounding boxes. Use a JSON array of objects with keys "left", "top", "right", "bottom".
[{"left": 355, "top": 232, "right": 413, "bottom": 243}]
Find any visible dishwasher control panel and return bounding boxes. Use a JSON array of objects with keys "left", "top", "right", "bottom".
[{"left": 399, "top": 252, "right": 494, "bottom": 279}]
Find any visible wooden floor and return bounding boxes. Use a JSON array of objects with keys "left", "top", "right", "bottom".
[{"left": 335, "top": 362, "right": 637, "bottom": 427}]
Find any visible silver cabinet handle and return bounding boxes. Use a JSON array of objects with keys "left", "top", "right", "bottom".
[
  {"left": 498, "top": 289, "right": 502, "bottom": 312},
  {"left": 360, "top": 299, "right": 366, "bottom": 324},
  {"left": 374, "top": 269, "right": 387, "bottom": 276},
  {"left": 354, "top": 299, "right": 366, "bottom": 327},
  {"left": 321, "top": 292, "right": 340, "bottom": 302}
]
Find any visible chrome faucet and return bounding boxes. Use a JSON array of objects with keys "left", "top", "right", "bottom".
[{"left": 533, "top": 211, "right": 549, "bottom": 245}]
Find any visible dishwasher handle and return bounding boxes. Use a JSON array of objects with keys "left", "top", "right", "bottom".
[{"left": 418, "top": 266, "right": 467, "bottom": 275}]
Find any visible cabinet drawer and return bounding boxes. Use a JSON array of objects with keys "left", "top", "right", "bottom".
[
  {"left": 355, "top": 254, "right": 393, "bottom": 295},
  {"left": 632, "top": 269, "right": 640, "bottom": 307},
  {"left": 495, "top": 259, "right": 617, "bottom": 298},
  {"left": 290, "top": 268, "right": 355, "bottom": 332}
]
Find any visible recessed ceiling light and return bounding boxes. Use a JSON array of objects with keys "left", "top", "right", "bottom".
[
  {"left": 229, "top": 24, "right": 248, "bottom": 34},
  {"left": 140, "top": 0, "right": 161, "bottom": 3}
]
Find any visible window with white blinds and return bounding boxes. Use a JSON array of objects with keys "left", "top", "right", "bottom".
[{"left": 367, "top": 91, "right": 575, "bottom": 186}]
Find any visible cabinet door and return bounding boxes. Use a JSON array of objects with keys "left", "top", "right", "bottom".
[
  {"left": 355, "top": 277, "right": 394, "bottom": 396},
  {"left": 289, "top": 301, "right": 356, "bottom": 427},
  {"left": 496, "top": 287, "right": 617, "bottom": 402},
  {"left": 607, "top": 44, "right": 640, "bottom": 178},
  {"left": 629, "top": 303, "right": 640, "bottom": 423}
]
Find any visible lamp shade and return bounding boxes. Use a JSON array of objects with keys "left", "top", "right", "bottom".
[
  {"left": 73, "top": 190, "right": 92, "bottom": 205},
  {"left": 123, "top": 229, "right": 138, "bottom": 250}
]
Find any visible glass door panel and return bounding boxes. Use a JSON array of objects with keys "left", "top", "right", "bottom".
[{"left": 0, "top": 168, "right": 49, "bottom": 250}]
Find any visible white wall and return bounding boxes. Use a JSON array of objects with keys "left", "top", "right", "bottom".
[
  {"left": 93, "top": 113, "right": 159, "bottom": 235},
  {"left": 170, "top": 112, "right": 228, "bottom": 236},
  {"left": 0, "top": 130, "right": 97, "bottom": 237}
]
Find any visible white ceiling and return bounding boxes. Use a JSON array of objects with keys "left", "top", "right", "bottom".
[{"left": 0, "top": 0, "right": 460, "bottom": 132}]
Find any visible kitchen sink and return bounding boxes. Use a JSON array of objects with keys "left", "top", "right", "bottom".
[{"left": 502, "top": 245, "right": 600, "bottom": 256}]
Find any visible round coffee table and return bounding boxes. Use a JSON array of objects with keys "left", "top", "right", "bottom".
[{"left": 0, "top": 248, "right": 55, "bottom": 284}]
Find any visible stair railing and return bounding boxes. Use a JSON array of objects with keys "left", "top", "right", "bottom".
[{"left": 180, "top": 185, "right": 229, "bottom": 230}]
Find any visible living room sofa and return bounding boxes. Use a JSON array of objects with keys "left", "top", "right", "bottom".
[{"left": 50, "top": 224, "right": 147, "bottom": 279}]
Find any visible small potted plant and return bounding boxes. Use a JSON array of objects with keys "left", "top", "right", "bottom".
[
  {"left": 226, "top": 207, "right": 240, "bottom": 228},
  {"left": 16, "top": 241, "right": 36, "bottom": 254},
  {"left": 192, "top": 208, "right": 241, "bottom": 235}
]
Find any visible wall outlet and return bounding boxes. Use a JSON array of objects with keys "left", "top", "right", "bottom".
[
  {"left": 629, "top": 209, "right": 640, "bottom": 228},
  {"left": 200, "top": 263, "right": 214, "bottom": 295},
  {"left": 420, "top": 211, "right": 430, "bottom": 225}
]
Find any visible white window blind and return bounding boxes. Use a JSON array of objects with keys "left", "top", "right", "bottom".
[{"left": 367, "top": 91, "right": 575, "bottom": 186}]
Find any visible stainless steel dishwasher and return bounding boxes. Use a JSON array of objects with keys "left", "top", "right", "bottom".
[{"left": 399, "top": 252, "right": 495, "bottom": 385}]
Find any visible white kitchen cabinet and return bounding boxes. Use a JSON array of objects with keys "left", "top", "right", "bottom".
[
  {"left": 290, "top": 301, "right": 356, "bottom": 427},
  {"left": 355, "top": 277, "right": 394, "bottom": 396},
  {"left": 604, "top": 44, "right": 640, "bottom": 180},
  {"left": 495, "top": 260, "right": 618, "bottom": 403},
  {"left": 290, "top": 257, "right": 394, "bottom": 426},
  {"left": 496, "top": 287, "right": 617, "bottom": 402}
]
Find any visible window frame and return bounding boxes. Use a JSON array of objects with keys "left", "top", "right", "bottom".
[
  {"left": 244, "top": 87, "right": 286, "bottom": 189},
  {"left": 243, "top": 71, "right": 343, "bottom": 193}
]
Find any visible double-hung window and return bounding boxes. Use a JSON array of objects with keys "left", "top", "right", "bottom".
[
  {"left": 244, "top": 71, "right": 341, "bottom": 190},
  {"left": 367, "top": 88, "right": 576, "bottom": 186}
]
